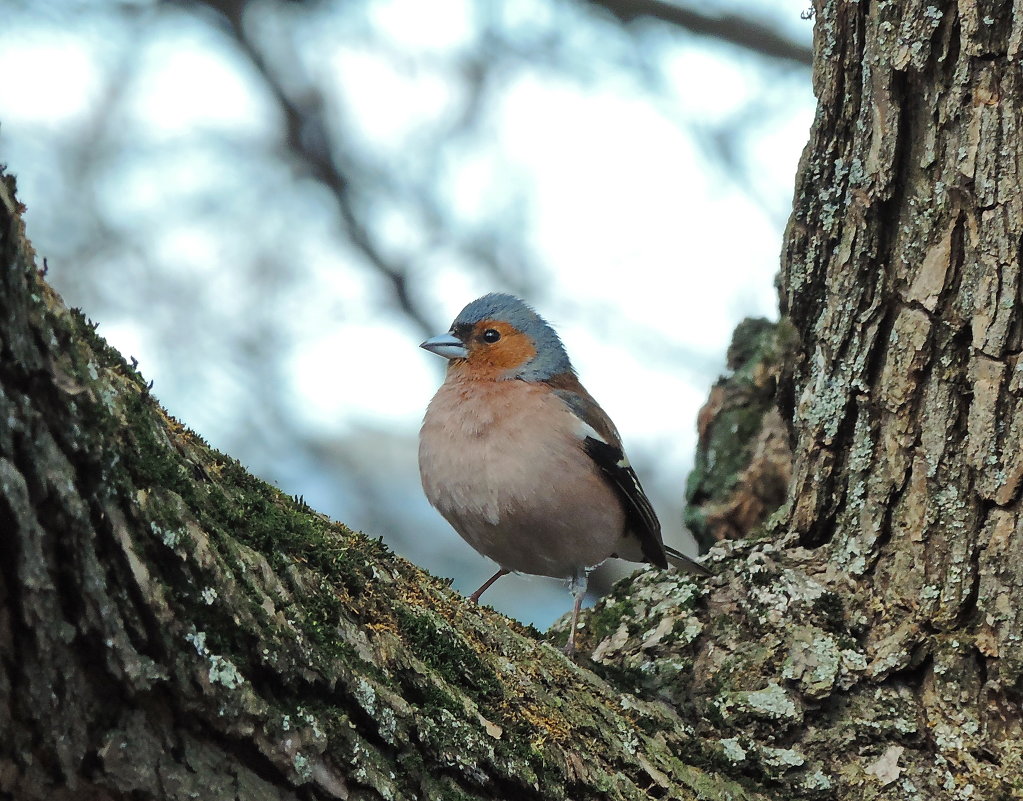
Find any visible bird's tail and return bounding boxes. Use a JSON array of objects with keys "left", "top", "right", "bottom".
[{"left": 664, "top": 544, "right": 712, "bottom": 577}]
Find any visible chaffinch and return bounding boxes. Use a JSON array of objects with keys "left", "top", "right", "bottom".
[{"left": 419, "top": 293, "right": 709, "bottom": 653}]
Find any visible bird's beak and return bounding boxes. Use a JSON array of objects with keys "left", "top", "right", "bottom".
[{"left": 420, "top": 332, "right": 468, "bottom": 360}]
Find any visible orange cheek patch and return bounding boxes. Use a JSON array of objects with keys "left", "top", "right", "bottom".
[{"left": 467, "top": 321, "right": 537, "bottom": 375}]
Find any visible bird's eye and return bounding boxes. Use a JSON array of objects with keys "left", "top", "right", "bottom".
[{"left": 482, "top": 329, "right": 501, "bottom": 343}]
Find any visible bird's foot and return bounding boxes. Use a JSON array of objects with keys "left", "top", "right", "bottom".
[{"left": 468, "top": 568, "right": 509, "bottom": 604}]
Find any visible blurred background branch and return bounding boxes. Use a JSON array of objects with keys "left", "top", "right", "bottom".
[
  {"left": 584, "top": 0, "right": 813, "bottom": 65},
  {"left": 0, "top": 0, "right": 813, "bottom": 626}
]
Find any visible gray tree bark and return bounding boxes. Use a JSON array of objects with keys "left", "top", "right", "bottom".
[
  {"left": 585, "top": 1, "right": 1020, "bottom": 797},
  {"left": 3, "top": 1, "right": 1023, "bottom": 799}
]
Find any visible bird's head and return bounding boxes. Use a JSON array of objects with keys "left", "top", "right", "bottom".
[{"left": 420, "top": 293, "right": 572, "bottom": 381}]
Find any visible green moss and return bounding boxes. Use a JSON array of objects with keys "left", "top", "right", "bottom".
[
  {"left": 747, "top": 566, "right": 777, "bottom": 587},
  {"left": 586, "top": 596, "right": 637, "bottom": 643},
  {"left": 402, "top": 671, "right": 464, "bottom": 718},
  {"left": 586, "top": 659, "right": 653, "bottom": 699},
  {"left": 303, "top": 586, "right": 360, "bottom": 662},
  {"left": 211, "top": 461, "right": 330, "bottom": 566},
  {"left": 65, "top": 307, "right": 148, "bottom": 388},
  {"left": 811, "top": 591, "right": 847, "bottom": 634},
  {"left": 726, "top": 317, "right": 779, "bottom": 375},
  {"left": 682, "top": 503, "right": 707, "bottom": 536},
  {"left": 546, "top": 627, "right": 570, "bottom": 651},
  {"left": 493, "top": 725, "right": 559, "bottom": 796},
  {"left": 183, "top": 454, "right": 377, "bottom": 601},
  {"left": 121, "top": 393, "right": 193, "bottom": 497},
  {"left": 395, "top": 608, "right": 502, "bottom": 701},
  {"left": 424, "top": 780, "right": 478, "bottom": 801}
]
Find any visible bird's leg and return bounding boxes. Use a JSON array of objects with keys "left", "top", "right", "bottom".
[
  {"left": 564, "top": 568, "right": 589, "bottom": 655},
  {"left": 468, "top": 568, "right": 509, "bottom": 603}
]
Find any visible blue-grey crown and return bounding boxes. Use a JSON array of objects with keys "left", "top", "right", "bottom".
[{"left": 452, "top": 293, "right": 573, "bottom": 380}]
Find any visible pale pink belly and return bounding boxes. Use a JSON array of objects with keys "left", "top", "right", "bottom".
[{"left": 419, "top": 379, "right": 625, "bottom": 578}]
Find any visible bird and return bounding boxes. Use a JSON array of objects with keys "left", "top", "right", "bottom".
[{"left": 418, "top": 293, "right": 710, "bottom": 654}]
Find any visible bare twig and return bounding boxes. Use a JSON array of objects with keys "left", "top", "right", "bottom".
[
  {"left": 585, "top": 0, "right": 813, "bottom": 67},
  {"left": 171, "top": 0, "right": 438, "bottom": 336}
]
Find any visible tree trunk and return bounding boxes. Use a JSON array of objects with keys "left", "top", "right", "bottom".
[
  {"left": 2, "top": 2, "right": 1023, "bottom": 800},
  {"left": 781, "top": 0, "right": 1023, "bottom": 776},
  {"left": 684, "top": 317, "right": 794, "bottom": 549},
  {"left": 583, "top": 1, "right": 1023, "bottom": 797}
]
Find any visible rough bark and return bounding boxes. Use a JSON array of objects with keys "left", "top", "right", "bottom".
[
  {"left": 780, "top": 0, "right": 1023, "bottom": 763},
  {"left": 579, "top": 1, "right": 1023, "bottom": 798},
  {"left": 3, "top": 1, "right": 1023, "bottom": 799}
]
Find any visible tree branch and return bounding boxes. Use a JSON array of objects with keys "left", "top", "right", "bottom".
[
  {"left": 584, "top": 0, "right": 813, "bottom": 67},
  {"left": 173, "top": 0, "right": 439, "bottom": 336}
]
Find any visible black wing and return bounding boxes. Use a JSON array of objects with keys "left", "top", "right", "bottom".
[
  {"left": 549, "top": 379, "right": 710, "bottom": 575},
  {"left": 580, "top": 435, "right": 669, "bottom": 569}
]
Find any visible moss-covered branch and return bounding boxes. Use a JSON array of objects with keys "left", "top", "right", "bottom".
[{"left": 684, "top": 318, "right": 795, "bottom": 550}]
